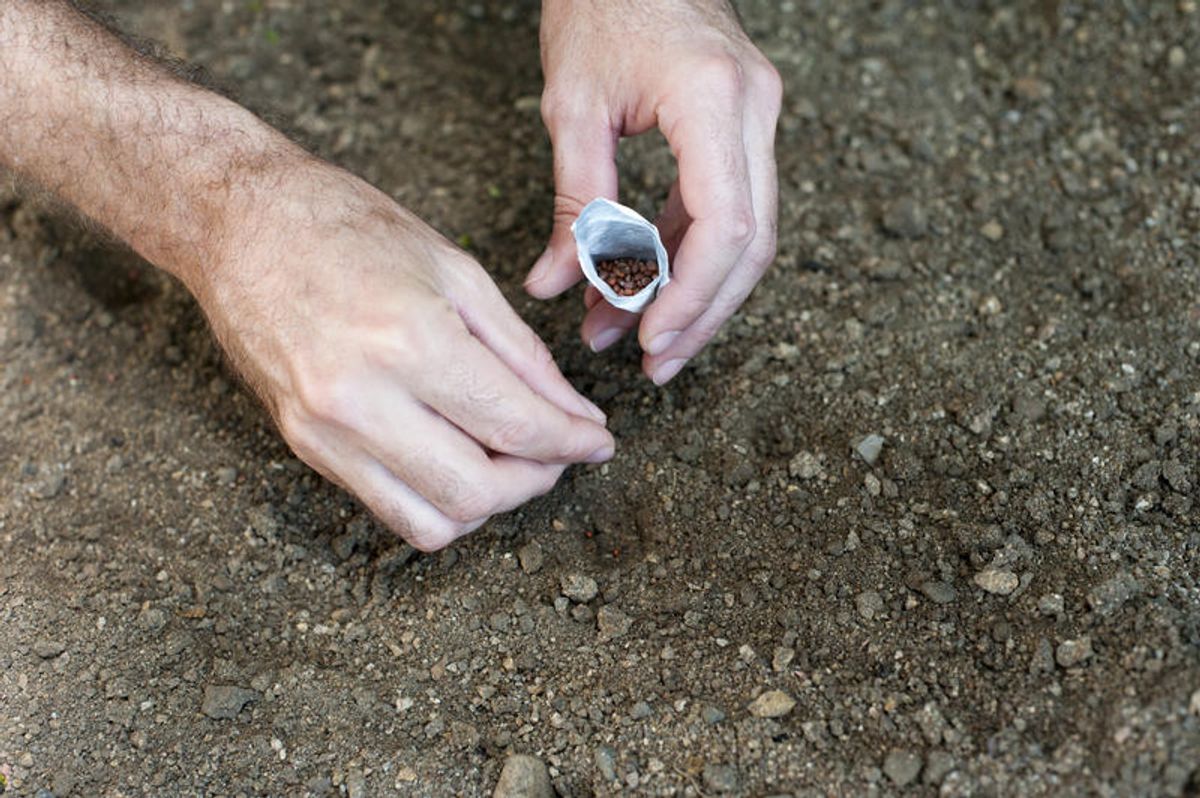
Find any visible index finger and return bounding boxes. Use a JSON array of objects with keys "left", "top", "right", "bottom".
[{"left": 639, "top": 61, "right": 755, "bottom": 357}]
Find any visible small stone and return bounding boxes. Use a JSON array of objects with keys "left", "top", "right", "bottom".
[
  {"left": 920, "top": 580, "right": 957, "bottom": 604},
  {"left": 1087, "top": 572, "right": 1141, "bottom": 617},
  {"left": 1168, "top": 45, "right": 1186, "bottom": 69},
  {"left": 33, "top": 472, "right": 66, "bottom": 500},
  {"left": 980, "top": 219, "right": 1005, "bottom": 241},
  {"left": 1037, "top": 593, "right": 1065, "bottom": 616},
  {"left": 702, "top": 763, "right": 740, "bottom": 793},
  {"left": 882, "top": 197, "right": 928, "bottom": 239},
  {"left": 594, "top": 746, "right": 619, "bottom": 782},
  {"left": 856, "top": 590, "right": 884, "bottom": 620},
  {"left": 630, "top": 701, "right": 653, "bottom": 720},
  {"left": 596, "top": 605, "right": 632, "bottom": 640},
  {"left": 701, "top": 705, "right": 726, "bottom": 725},
  {"left": 883, "top": 749, "right": 923, "bottom": 787},
  {"left": 560, "top": 573, "right": 598, "bottom": 603},
  {"left": 138, "top": 606, "right": 168, "bottom": 634},
  {"left": 748, "top": 689, "right": 795, "bottom": 718},
  {"left": 216, "top": 466, "right": 238, "bottom": 486},
  {"left": 517, "top": 541, "right": 544, "bottom": 575},
  {"left": 974, "top": 569, "right": 1019, "bottom": 595},
  {"left": 201, "top": 685, "right": 259, "bottom": 720},
  {"left": 772, "top": 646, "right": 795, "bottom": 672},
  {"left": 924, "top": 751, "right": 955, "bottom": 785},
  {"left": 854, "top": 434, "right": 885, "bottom": 466},
  {"left": 1189, "top": 689, "right": 1200, "bottom": 716},
  {"left": 345, "top": 769, "right": 366, "bottom": 798},
  {"left": 1056, "top": 637, "right": 1094, "bottom": 668},
  {"left": 33, "top": 639, "right": 66, "bottom": 659},
  {"left": 788, "top": 451, "right": 822, "bottom": 480},
  {"left": 493, "top": 754, "right": 553, "bottom": 798}
]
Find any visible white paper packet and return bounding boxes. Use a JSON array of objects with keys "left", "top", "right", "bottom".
[{"left": 572, "top": 198, "right": 670, "bottom": 314}]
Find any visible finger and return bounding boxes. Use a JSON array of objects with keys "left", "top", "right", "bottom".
[
  {"left": 412, "top": 319, "right": 615, "bottom": 464},
  {"left": 450, "top": 266, "right": 607, "bottom": 423},
  {"left": 644, "top": 72, "right": 782, "bottom": 385},
  {"left": 581, "top": 299, "right": 639, "bottom": 353},
  {"left": 282, "top": 416, "right": 479, "bottom": 553},
  {"left": 639, "top": 69, "right": 754, "bottom": 358},
  {"left": 584, "top": 284, "right": 603, "bottom": 310},
  {"left": 352, "top": 397, "right": 568, "bottom": 531},
  {"left": 654, "top": 179, "right": 692, "bottom": 259},
  {"left": 525, "top": 107, "right": 619, "bottom": 298}
]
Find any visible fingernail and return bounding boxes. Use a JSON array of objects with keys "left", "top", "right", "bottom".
[
  {"left": 585, "top": 443, "right": 615, "bottom": 463},
  {"left": 524, "top": 249, "right": 551, "bottom": 289},
  {"left": 589, "top": 327, "right": 623, "bottom": 353},
  {"left": 645, "top": 330, "right": 679, "bottom": 356},
  {"left": 580, "top": 397, "right": 607, "bottom": 424},
  {"left": 652, "top": 358, "right": 688, "bottom": 386}
]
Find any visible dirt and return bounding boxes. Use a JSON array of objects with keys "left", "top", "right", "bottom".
[{"left": 2, "top": 1, "right": 1199, "bottom": 796}]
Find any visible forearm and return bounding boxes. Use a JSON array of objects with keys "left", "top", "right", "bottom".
[{"left": 0, "top": 1, "right": 301, "bottom": 293}]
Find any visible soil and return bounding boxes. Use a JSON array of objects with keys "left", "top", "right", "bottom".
[{"left": 2, "top": 1, "right": 1200, "bottom": 796}]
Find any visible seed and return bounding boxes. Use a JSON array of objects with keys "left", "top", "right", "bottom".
[{"left": 595, "top": 258, "right": 658, "bottom": 296}]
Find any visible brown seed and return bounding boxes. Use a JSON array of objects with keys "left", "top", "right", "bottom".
[{"left": 595, "top": 258, "right": 658, "bottom": 297}]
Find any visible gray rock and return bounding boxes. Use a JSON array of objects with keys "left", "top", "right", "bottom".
[
  {"left": 748, "top": 690, "right": 795, "bottom": 718},
  {"left": 883, "top": 197, "right": 929, "bottom": 238},
  {"left": 345, "top": 768, "right": 366, "bottom": 798},
  {"left": 920, "top": 580, "right": 957, "bottom": 604},
  {"left": 856, "top": 590, "right": 884, "bottom": 620},
  {"left": 560, "top": 573, "right": 598, "bottom": 603},
  {"left": 33, "top": 639, "right": 66, "bottom": 659},
  {"left": 201, "top": 685, "right": 259, "bottom": 720},
  {"left": 594, "top": 746, "right": 618, "bottom": 782},
  {"left": 630, "top": 700, "right": 653, "bottom": 720},
  {"left": 596, "top": 605, "right": 632, "bottom": 640},
  {"left": 883, "top": 749, "right": 923, "bottom": 787},
  {"left": 1056, "top": 637, "right": 1094, "bottom": 668},
  {"left": 702, "top": 763, "right": 740, "bottom": 793},
  {"left": 854, "top": 434, "right": 885, "bottom": 466},
  {"left": 138, "top": 606, "right": 168, "bottom": 634},
  {"left": 493, "top": 754, "right": 553, "bottom": 798},
  {"left": 788, "top": 451, "right": 822, "bottom": 480},
  {"left": 701, "top": 705, "right": 726, "bottom": 725},
  {"left": 1037, "top": 593, "right": 1065, "bottom": 616},
  {"left": 974, "top": 569, "right": 1019, "bottom": 595},
  {"left": 1088, "top": 572, "right": 1140, "bottom": 616},
  {"left": 517, "top": 541, "right": 545, "bottom": 575},
  {"left": 924, "top": 751, "right": 955, "bottom": 785}
]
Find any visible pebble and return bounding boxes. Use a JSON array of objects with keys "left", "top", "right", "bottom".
[
  {"left": 980, "top": 219, "right": 1005, "bottom": 241},
  {"left": 883, "top": 749, "right": 923, "bottom": 787},
  {"left": 788, "top": 451, "right": 822, "bottom": 480},
  {"left": 1189, "top": 690, "right": 1200, "bottom": 717},
  {"left": 596, "top": 605, "right": 633, "bottom": 640},
  {"left": 1037, "top": 593, "right": 1065, "bottom": 616},
  {"left": 920, "top": 580, "right": 957, "bottom": 604},
  {"left": 33, "top": 639, "right": 66, "bottom": 659},
  {"left": 216, "top": 466, "right": 238, "bottom": 486},
  {"left": 1056, "top": 637, "right": 1094, "bottom": 668},
  {"left": 630, "top": 701, "right": 653, "bottom": 720},
  {"left": 883, "top": 197, "right": 929, "bottom": 238},
  {"left": 493, "top": 754, "right": 554, "bottom": 798},
  {"left": 923, "top": 751, "right": 955, "bottom": 785},
  {"left": 748, "top": 690, "right": 796, "bottom": 718},
  {"left": 854, "top": 434, "right": 885, "bottom": 466},
  {"left": 517, "top": 541, "right": 544, "bottom": 575},
  {"left": 560, "top": 573, "right": 598, "bottom": 603},
  {"left": 201, "top": 685, "right": 259, "bottom": 720},
  {"left": 1088, "top": 573, "right": 1140, "bottom": 617},
  {"left": 594, "top": 746, "right": 618, "bottom": 782},
  {"left": 702, "top": 763, "right": 740, "bottom": 793},
  {"left": 856, "top": 591, "right": 884, "bottom": 620},
  {"left": 974, "top": 569, "right": 1019, "bottom": 595},
  {"left": 701, "top": 705, "right": 726, "bottom": 725}
]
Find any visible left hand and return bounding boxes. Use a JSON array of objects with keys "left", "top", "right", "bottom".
[{"left": 525, "top": 0, "right": 783, "bottom": 385}]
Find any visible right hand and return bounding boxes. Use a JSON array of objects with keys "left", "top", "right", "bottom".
[{"left": 198, "top": 159, "right": 614, "bottom": 551}]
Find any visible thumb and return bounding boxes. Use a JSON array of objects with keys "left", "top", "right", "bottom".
[{"left": 525, "top": 110, "right": 618, "bottom": 298}]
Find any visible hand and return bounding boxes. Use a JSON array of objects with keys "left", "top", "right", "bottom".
[
  {"left": 526, "top": 0, "right": 783, "bottom": 385},
  {"left": 200, "top": 160, "right": 614, "bottom": 551}
]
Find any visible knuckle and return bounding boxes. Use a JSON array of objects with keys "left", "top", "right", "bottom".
[
  {"left": 486, "top": 415, "right": 539, "bottom": 455},
  {"left": 405, "top": 519, "right": 462, "bottom": 553},
  {"left": 443, "top": 486, "right": 495, "bottom": 526},
  {"left": 754, "top": 59, "right": 784, "bottom": 112},
  {"left": 293, "top": 373, "right": 354, "bottom": 427},
  {"left": 725, "top": 209, "right": 757, "bottom": 248},
  {"left": 693, "top": 53, "right": 746, "bottom": 100}
]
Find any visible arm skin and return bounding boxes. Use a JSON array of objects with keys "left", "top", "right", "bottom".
[
  {"left": 0, "top": 0, "right": 615, "bottom": 552},
  {"left": 529, "top": 0, "right": 783, "bottom": 386}
]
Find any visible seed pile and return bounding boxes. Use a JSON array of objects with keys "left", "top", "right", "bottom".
[{"left": 596, "top": 258, "right": 658, "bottom": 296}]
